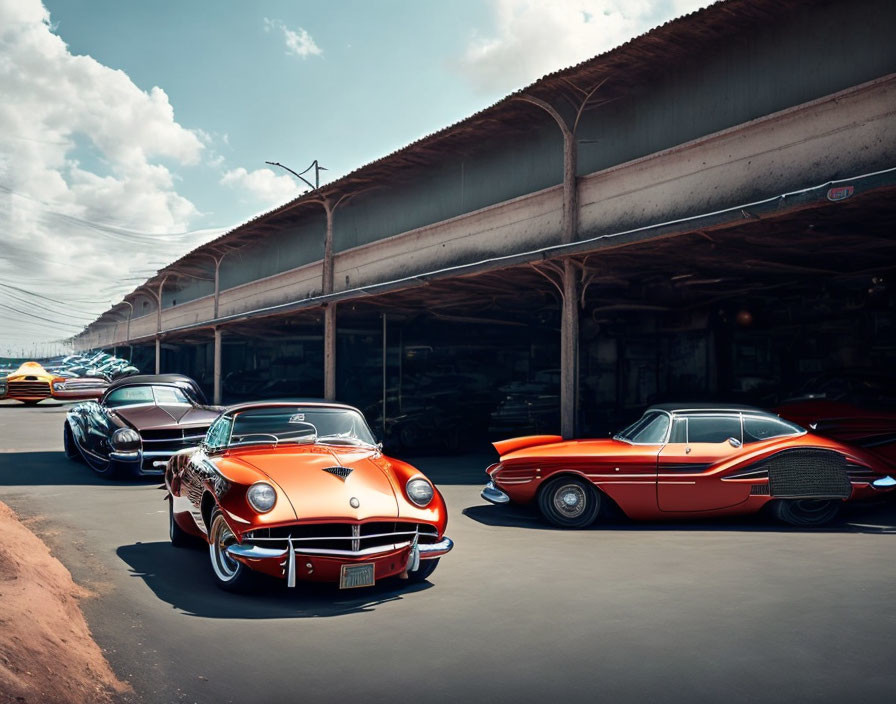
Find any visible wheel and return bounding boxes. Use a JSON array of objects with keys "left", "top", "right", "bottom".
[
  {"left": 63, "top": 423, "right": 84, "bottom": 463},
  {"left": 538, "top": 476, "right": 601, "bottom": 529},
  {"left": 168, "top": 498, "right": 193, "bottom": 548},
  {"left": 208, "top": 509, "right": 254, "bottom": 591},
  {"left": 772, "top": 499, "right": 841, "bottom": 527},
  {"left": 406, "top": 558, "right": 440, "bottom": 584}
]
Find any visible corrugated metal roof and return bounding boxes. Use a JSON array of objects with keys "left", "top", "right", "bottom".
[{"left": 84, "top": 0, "right": 818, "bottom": 333}]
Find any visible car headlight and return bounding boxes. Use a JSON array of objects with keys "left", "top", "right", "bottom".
[
  {"left": 110, "top": 428, "right": 141, "bottom": 452},
  {"left": 406, "top": 478, "right": 434, "bottom": 507},
  {"left": 247, "top": 482, "right": 277, "bottom": 513},
  {"left": 53, "top": 382, "right": 66, "bottom": 391}
]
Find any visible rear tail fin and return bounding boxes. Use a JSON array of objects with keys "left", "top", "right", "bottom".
[{"left": 493, "top": 435, "right": 563, "bottom": 458}]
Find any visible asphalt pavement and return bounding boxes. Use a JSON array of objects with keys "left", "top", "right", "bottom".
[{"left": 1, "top": 400, "right": 895, "bottom": 704}]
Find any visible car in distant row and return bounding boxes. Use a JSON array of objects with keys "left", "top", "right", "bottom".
[
  {"left": 64, "top": 374, "right": 220, "bottom": 477},
  {"left": 1, "top": 361, "right": 109, "bottom": 404},
  {"left": 483, "top": 404, "right": 896, "bottom": 528}
]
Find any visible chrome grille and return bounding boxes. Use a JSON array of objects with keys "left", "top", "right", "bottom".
[
  {"left": 8, "top": 381, "right": 50, "bottom": 398},
  {"left": 766, "top": 449, "right": 851, "bottom": 499},
  {"left": 244, "top": 521, "right": 439, "bottom": 556},
  {"left": 846, "top": 461, "right": 877, "bottom": 484},
  {"left": 139, "top": 427, "right": 209, "bottom": 471}
]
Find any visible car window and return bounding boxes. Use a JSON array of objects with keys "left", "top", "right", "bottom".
[
  {"left": 615, "top": 411, "right": 670, "bottom": 444},
  {"left": 205, "top": 416, "right": 233, "bottom": 450},
  {"left": 668, "top": 417, "right": 687, "bottom": 443},
  {"left": 104, "top": 386, "right": 155, "bottom": 407},
  {"left": 152, "top": 386, "right": 190, "bottom": 405},
  {"left": 228, "top": 407, "right": 377, "bottom": 448},
  {"left": 743, "top": 415, "right": 803, "bottom": 443},
  {"left": 685, "top": 415, "right": 742, "bottom": 444}
]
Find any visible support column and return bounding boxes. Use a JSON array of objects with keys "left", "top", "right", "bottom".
[
  {"left": 381, "top": 313, "right": 387, "bottom": 440},
  {"left": 324, "top": 304, "right": 336, "bottom": 401},
  {"left": 322, "top": 198, "right": 336, "bottom": 401},
  {"left": 213, "top": 327, "right": 222, "bottom": 405},
  {"left": 515, "top": 92, "right": 587, "bottom": 439},
  {"left": 155, "top": 337, "right": 161, "bottom": 374},
  {"left": 561, "top": 260, "right": 579, "bottom": 438}
]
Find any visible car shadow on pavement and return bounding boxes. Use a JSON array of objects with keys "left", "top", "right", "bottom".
[
  {"left": 116, "top": 541, "right": 432, "bottom": 619},
  {"left": 0, "top": 451, "right": 160, "bottom": 487},
  {"left": 463, "top": 497, "right": 896, "bottom": 534}
]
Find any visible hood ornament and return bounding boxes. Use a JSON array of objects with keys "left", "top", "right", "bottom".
[
  {"left": 350, "top": 497, "right": 360, "bottom": 508},
  {"left": 322, "top": 466, "right": 353, "bottom": 480}
]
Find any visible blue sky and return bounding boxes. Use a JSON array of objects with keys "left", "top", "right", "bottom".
[
  {"left": 43, "top": 0, "right": 499, "bottom": 228},
  {"left": 0, "top": 0, "right": 706, "bottom": 353}
]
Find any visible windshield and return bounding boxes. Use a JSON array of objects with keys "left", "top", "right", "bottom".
[
  {"left": 226, "top": 406, "right": 377, "bottom": 448},
  {"left": 614, "top": 411, "right": 670, "bottom": 444},
  {"left": 104, "top": 385, "right": 192, "bottom": 408}
]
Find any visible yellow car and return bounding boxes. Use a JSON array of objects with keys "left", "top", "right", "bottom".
[{"left": 0, "top": 362, "right": 107, "bottom": 405}]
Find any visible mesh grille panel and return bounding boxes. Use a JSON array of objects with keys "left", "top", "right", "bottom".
[
  {"left": 322, "top": 466, "right": 353, "bottom": 479},
  {"left": 766, "top": 449, "right": 850, "bottom": 498},
  {"left": 8, "top": 381, "right": 50, "bottom": 397}
]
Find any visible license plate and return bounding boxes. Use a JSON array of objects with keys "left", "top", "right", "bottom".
[{"left": 339, "top": 563, "right": 375, "bottom": 589}]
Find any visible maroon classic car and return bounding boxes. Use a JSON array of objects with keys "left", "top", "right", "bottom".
[{"left": 64, "top": 374, "right": 220, "bottom": 478}]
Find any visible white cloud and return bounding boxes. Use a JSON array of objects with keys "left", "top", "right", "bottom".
[
  {"left": 220, "top": 167, "right": 303, "bottom": 206},
  {"left": 0, "top": 0, "right": 214, "bottom": 350},
  {"left": 460, "top": 0, "right": 707, "bottom": 94},
  {"left": 264, "top": 17, "right": 322, "bottom": 59}
]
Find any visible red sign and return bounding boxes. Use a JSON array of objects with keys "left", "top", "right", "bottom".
[{"left": 827, "top": 186, "right": 854, "bottom": 202}]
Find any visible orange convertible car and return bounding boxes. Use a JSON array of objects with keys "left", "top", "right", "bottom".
[
  {"left": 165, "top": 401, "right": 453, "bottom": 591},
  {"left": 482, "top": 404, "right": 896, "bottom": 528}
]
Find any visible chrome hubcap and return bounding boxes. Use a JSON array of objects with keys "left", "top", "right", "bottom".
[
  {"left": 209, "top": 516, "right": 240, "bottom": 581},
  {"left": 553, "top": 484, "right": 586, "bottom": 518}
]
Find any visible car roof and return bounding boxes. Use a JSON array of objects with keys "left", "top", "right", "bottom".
[
  {"left": 646, "top": 402, "right": 772, "bottom": 415},
  {"left": 104, "top": 374, "right": 208, "bottom": 403},
  {"left": 222, "top": 398, "right": 363, "bottom": 415},
  {"left": 106, "top": 374, "right": 196, "bottom": 390}
]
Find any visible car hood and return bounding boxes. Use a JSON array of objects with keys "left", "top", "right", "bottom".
[
  {"left": 230, "top": 446, "right": 401, "bottom": 521},
  {"left": 112, "top": 404, "right": 219, "bottom": 430},
  {"left": 499, "top": 437, "right": 646, "bottom": 462},
  {"left": 7, "top": 362, "right": 54, "bottom": 382}
]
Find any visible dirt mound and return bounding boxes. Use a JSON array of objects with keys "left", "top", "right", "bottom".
[{"left": 0, "top": 502, "right": 129, "bottom": 704}]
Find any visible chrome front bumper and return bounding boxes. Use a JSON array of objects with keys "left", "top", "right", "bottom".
[
  {"left": 227, "top": 536, "right": 454, "bottom": 588},
  {"left": 481, "top": 481, "right": 510, "bottom": 504}
]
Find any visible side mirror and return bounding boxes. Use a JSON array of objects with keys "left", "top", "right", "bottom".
[{"left": 728, "top": 437, "right": 742, "bottom": 448}]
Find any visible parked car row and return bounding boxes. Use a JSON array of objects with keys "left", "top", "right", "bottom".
[
  {"left": 57, "top": 373, "right": 896, "bottom": 594},
  {"left": 0, "top": 352, "right": 139, "bottom": 404}
]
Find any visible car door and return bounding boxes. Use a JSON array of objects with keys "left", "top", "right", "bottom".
[{"left": 657, "top": 413, "right": 748, "bottom": 512}]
